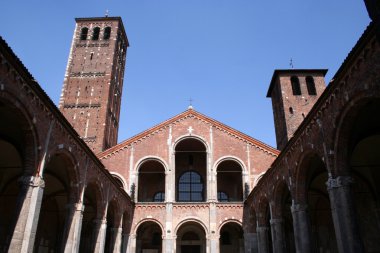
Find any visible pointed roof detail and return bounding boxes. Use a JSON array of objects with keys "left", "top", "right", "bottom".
[{"left": 98, "top": 109, "right": 279, "bottom": 159}]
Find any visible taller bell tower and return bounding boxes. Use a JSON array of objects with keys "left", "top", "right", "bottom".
[{"left": 59, "top": 17, "right": 129, "bottom": 153}]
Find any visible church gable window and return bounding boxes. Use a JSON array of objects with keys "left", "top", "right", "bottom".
[
  {"left": 138, "top": 160, "right": 165, "bottom": 202},
  {"left": 217, "top": 160, "right": 243, "bottom": 202},
  {"left": 175, "top": 138, "right": 207, "bottom": 202}
]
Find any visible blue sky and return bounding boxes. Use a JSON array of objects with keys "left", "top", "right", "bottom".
[{"left": 0, "top": 1, "right": 370, "bottom": 148}]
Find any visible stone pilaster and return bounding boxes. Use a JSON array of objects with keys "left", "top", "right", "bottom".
[
  {"left": 291, "top": 203, "right": 312, "bottom": 253},
  {"left": 128, "top": 233, "right": 137, "bottom": 253},
  {"left": 8, "top": 176, "right": 45, "bottom": 253},
  {"left": 94, "top": 218, "right": 107, "bottom": 253},
  {"left": 256, "top": 226, "right": 269, "bottom": 253},
  {"left": 244, "top": 232, "right": 258, "bottom": 253},
  {"left": 270, "top": 219, "right": 285, "bottom": 253},
  {"left": 326, "top": 176, "right": 364, "bottom": 253},
  {"left": 63, "top": 202, "right": 84, "bottom": 253}
]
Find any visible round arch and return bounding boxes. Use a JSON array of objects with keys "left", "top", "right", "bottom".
[
  {"left": 135, "top": 219, "right": 164, "bottom": 253},
  {"left": 174, "top": 218, "right": 209, "bottom": 236},
  {"left": 217, "top": 219, "right": 243, "bottom": 234},
  {"left": 136, "top": 158, "right": 166, "bottom": 202},
  {"left": 175, "top": 219, "right": 208, "bottom": 253},
  {"left": 134, "top": 218, "right": 165, "bottom": 235},
  {"left": 173, "top": 134, "right": 209, "bottom": 153},
  {"left": 111, "top": 172, "right": 128, "bottom": 191},
  {"left": 218, "top": 221, "right": 244, "bottom": 253},
  {"left": 134, "top": 156, "right": 169, "bottom": 172},
  {"left": 213, "top": 156, "right": 247, "bottom": 172}
]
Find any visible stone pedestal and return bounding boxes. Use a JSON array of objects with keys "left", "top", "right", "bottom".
[
  {"left": 327, "top": 176, "right": 364, "bottom": 253},
  {"left": 244, "top": 232, "right": 258, "bottom": 253},
  {"left": 291, "top": 203, "right": 312, "bottom": 253},
  {"left": 270, "top": 219, "right": 285, "bottom": 253},
  {"left": 63, "top": 202, "right": 84, "bottom": 253},
  {"left": 128, "top": 233, "right": 137, "bottom": 253},
  {"left": 8, "top": 176, "right": 45, "bottom": 253},
  {"left": 257, "top": 226, "right": 269, "bottom": 253}
]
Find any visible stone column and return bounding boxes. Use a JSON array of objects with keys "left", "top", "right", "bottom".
[
  {"left": 120, "top": 233, "right": 129, "bottom": 253},
  {"left": 8, "top": 176, "right": 45, "bottom": 253},
  {"left": 270, "top": 219, "right": 285, "bottom": 253},
  {"left": 63, "top": 202, "right": 84, "bottom": 253},
  {"left": 209, "top": 237, "right": 219, "bottom": 253},
  {"left": 111, "top": 227, "right": 123, "bottom": 253},
  {"left": 94, "top": 218, "right": 107, "bottom": 253},
  {"left": 244, "top": 232, "right": 258, "bottom": 253},
  {"left": 291, "top": 203, "right": 312, "bottom": 253},
  {"left": 163, "top": 237, "right": 174, "bottom": 253},
  {"left": 256, "top": 226, "right": 269, "bottom": 253},
  {"left": 327, "top": 176, "right": 364, "bottom": 253}
]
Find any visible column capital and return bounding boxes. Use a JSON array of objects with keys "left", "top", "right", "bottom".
[
  {"left": 256, "top": 226, "right": 270, "bottom": 232},
  {"left": 19, "top": 175, "right": 45, "bottom": 188},
  {"left": 270, "top": 218, "right": 283, "bottom": 225},
  {"left": 291, "top": 203, "right": 308, "bottom": 213},
  {"left": 326, "top": 176, "right": 353, "bottom": 190}
]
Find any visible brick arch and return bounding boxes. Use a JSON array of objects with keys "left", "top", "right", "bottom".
[
  {"left": 84, "top": 179, "right": 106, "bottom": 219},
  {"left": 110, "top": 172, "right": 128, "bottom": 191},
  {"left": 333, "top": 94, "right": 380, "bottom": 176},
  {"left": 272, "top": 179, "right": 292, "bottom": 218},
  {"left": 43, "top": 147, "right": 80, "bottom": 202},
  {"left": 134, "top": 156, "right": 169, "bottom": 172},
  {"left": 217, "top": 219, "right": 243, "bottom": 234},
  {"left": 0, "top": 92, "right": 39, "bottom": 176},
  {"left": 294, "top": 150, "right": 326, "bottom": 203},
  {"left": 174, "top": 218, "right": 209, "bottom": 235},
  {"left": 255, "top": 195, "right": 270, "bottom": 226},
  {"left": 173, "top": 134, "right": 209, "bottom": 152},
  {"left": 213, "top": 156, "right": 247, "bottom": 172},
  {"left": 134, "top": 218, "right": 165, "bottom": 235}
]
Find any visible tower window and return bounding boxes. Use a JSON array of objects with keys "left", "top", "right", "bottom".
[
  {"left": 291, "top": 76, "right": 301, "bottom": 95},
  {"left": 92, "top": 27, "right": 100, "bottom": 40},
  {"left": 80, "top": 27, "right": 88, "bottom": 40},
  {"left": 289, "top": 107, "right": 294, "bottom": 114},
  {"left": 104, "top": 27, "right": 111, "bottom": 40},
  {"left": 306, "top": 76, "right": 317, "bottom": 95}
]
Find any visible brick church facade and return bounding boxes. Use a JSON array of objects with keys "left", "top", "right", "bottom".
[{"left": 0, "top": 1, "right": 379, "bottom": 253}]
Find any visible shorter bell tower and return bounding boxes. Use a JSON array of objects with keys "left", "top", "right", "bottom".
[
  {"left": 59, "top": 17, "right": 129, "bottom": 153},
  {"left": 267, "top": 69, "right": 327, "bottom": 150}
]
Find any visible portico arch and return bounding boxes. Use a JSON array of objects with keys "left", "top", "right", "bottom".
[
  {"left": 176, "top": 220, "right": 207, "bottom": 253},
  {"left": 135, "top": 220, "right": 164, "bottom": 253},
  {"left": 219, "top": 221, "right": 244, "bottom": 253}
]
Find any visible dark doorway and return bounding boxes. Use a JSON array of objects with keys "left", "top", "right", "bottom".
[{"left": 181, "top": 245, "right": 201, "bottom": 253}]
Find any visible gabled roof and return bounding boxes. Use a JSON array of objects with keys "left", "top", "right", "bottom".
[{"left": 98, "top": 108, "right": 279, "bottom": 158}]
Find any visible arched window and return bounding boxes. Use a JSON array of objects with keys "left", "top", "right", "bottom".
[
  {"left": 80, "top": 27, "right": 88, "bottom": 40},
  {"left": 104, "top": 27, "right": 111, "bottom": 40},
  {"left": 217, "top": 191, "right": 229, "bottom": 202},
  {"left": 306, "top": 76, "right": 317, "bottom": 95},
  {"left": 178, "top": 171, "right": 204, "bottom": 202},
  {"left": 153, "top": 192, "right": 165, "bottom": 202},
  {"left": 291, "top": 76, "right": 301, "bottom": 95},
  {"left": 92, "top": 27, "right": 100, "bottom": 40}
]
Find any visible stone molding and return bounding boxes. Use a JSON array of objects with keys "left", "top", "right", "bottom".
[{"left": 326, "top": 176, "right": 354, "bottom": 190}]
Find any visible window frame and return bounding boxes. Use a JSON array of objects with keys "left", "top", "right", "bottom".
[{"left": 177, "top": 171, "right": 204, "bottom": 202}]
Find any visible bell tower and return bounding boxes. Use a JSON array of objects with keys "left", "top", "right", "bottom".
[
  {"left": 267, "top": 69, "right": 327, "bottom": 150},
  {"left": 59, "top": 17, "right": 129, "bottom": 153}
]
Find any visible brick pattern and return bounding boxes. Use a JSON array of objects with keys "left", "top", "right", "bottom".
[{"left": 59, "top": 17, "right": 128, "bottom": 153}]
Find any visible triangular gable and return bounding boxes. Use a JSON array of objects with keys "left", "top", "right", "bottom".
[{"left": 98, "top": 108, "right": 279, "bottom": 158}]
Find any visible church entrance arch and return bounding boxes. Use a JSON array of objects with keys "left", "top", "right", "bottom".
[
  {"left": 136, "top": 220, "right": 163, "bottom": 253},
  {"left": 176, "top": 221, "right": 206, "bottom": 253},
  {"left": 175, "top": 138, "right": 207, "bottom": 202}
]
